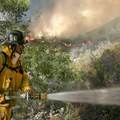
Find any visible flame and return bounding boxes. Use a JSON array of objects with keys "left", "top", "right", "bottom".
[
  {"left": 37, "top": 31, "right": 43, "bottom": 38},
  {"left": 81, "top": 10, "right": 94, "bottom": 17},
  {"left": 34, "top": 10, "right": 97, "bottom": 38},
  {"left": 25, "top": 35, "right": 34, "bottom": 41},
  {"left": 34, "top": 14, "right": 69, "bottom": 38},
  {"left": 30, "top": 0, "right": 120, "bottom": 39},
  {"left": 45, "top": 14, "right": 68, "bottom": 37}
]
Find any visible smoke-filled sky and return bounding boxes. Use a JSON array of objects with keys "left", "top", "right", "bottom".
[{"left": 29, "top": 0, "right": 120, "bottom": 38}]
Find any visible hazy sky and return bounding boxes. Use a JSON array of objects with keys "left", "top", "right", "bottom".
[{"left": 29, "top": 0, "right": 54, "bottom": 20}]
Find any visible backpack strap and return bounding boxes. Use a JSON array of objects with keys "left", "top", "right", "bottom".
[
  {"left": 0, "top": 52, "right": 23, "bottom": 74},
  {"left": 0, "top": 52, "right": 7, "bottom": 74}
]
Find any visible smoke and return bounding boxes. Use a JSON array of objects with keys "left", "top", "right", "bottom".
[{"left": 29, "top": 0, "right": 120, "bottom": 38}]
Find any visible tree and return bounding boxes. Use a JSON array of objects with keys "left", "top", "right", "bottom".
[
  {"left": 86, "top": 44, "right": 120, "bottom": 88},
  {"left": 0, "top": 0, "right": 30, "bottom": 33},
  {"left": 0, "top": 0, "right": 29, "bottom": 22}
]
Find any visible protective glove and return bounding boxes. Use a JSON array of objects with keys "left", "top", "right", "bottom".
[
  {"left": 0, "top": 94, "right": 5, "bottom": 104},
  {"left": 34, "top": 92, "right": 48, "bottom": 100},
  {"left": 40, "top": 92, "right": 48, "bottom": 100},
  {"left": 26, "top": 88, "right": 48, "bottom": 100}
]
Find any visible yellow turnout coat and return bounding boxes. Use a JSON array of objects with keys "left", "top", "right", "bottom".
[{"left": 0, "top": 46, "right": 30, "bottom": 120}]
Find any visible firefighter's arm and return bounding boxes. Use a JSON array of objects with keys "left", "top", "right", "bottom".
[
  {"left": 21, "top": 72, "right": 31, "bottom": 92},
  {"left": 21, "top": 72, "right": 47, "bottom": 100},
  {"left": 0, "top": 54, "right": 4, "bottom": 71},
  {"left": 0, "top": 55, "right": 6, "bottom": 103}
]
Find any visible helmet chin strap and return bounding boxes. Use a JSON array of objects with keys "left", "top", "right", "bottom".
[
  {"left": 11, "top": 52, "right": 20, "bottom": 65},
  {"left": 10, "top": 45, "right": 16, "bottom": 58},
  {"left": 10, "top": 45, "right": 20, "bottom": 65}
]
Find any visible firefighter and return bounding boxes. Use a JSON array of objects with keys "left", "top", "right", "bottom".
[{"left": 0, "top": 30, "right": 33, "bottom": 120}]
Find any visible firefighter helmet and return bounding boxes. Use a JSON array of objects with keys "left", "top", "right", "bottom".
[{"left": 7, "top": 30, "right": 25, "bottom": 45}]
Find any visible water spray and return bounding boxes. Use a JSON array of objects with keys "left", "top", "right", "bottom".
[
  {"left": 4, "top": 88, "right": 120, "bottom": 105},
  {"left": 47, "top": 88, "right": 120, "bottom": 105}
]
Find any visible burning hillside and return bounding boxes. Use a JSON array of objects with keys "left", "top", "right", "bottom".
[{"left": 29, "top": 0, "right": 120, "bottom": 39}]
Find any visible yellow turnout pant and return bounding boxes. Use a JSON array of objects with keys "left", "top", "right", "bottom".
[{"left": 0, "top": 104, "right": 12, "bottom": 120}]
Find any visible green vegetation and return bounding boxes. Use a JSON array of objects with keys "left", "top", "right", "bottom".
[
  {"left": 0, "top": 0, "right": 30, "bottom": 34},
  {"left": 85, "top": 44, "right": 120, "bottom": 88},
  {"left": 23, "top": 41, "right": 78, "bottom": 93},
  {"left": 22, "top": 40, "right": 120, "bottom": 120},
  {"left": 0, "top": 0, "right": 120, "bottom": 119}
]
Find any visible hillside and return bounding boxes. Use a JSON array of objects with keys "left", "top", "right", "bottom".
[{"left": 74, "top": 16, "right": 120, "bottom": 44}]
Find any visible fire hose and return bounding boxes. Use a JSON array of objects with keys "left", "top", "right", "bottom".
[{"left": 3, "top": 87, "right": 120, "bottom": 106}]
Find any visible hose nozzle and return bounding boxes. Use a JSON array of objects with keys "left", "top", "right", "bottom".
[{"left": 39, "top": 92, "right": 48, "bottom": 100}]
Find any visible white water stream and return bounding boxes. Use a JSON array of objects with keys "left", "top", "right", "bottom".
[{"left": 48, "top": 88, "right": 120, "bottom": 105}]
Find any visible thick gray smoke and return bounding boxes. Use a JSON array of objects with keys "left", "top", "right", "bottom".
[{"left": 29, "top": 0, "right": 120, "bottom": 38}]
